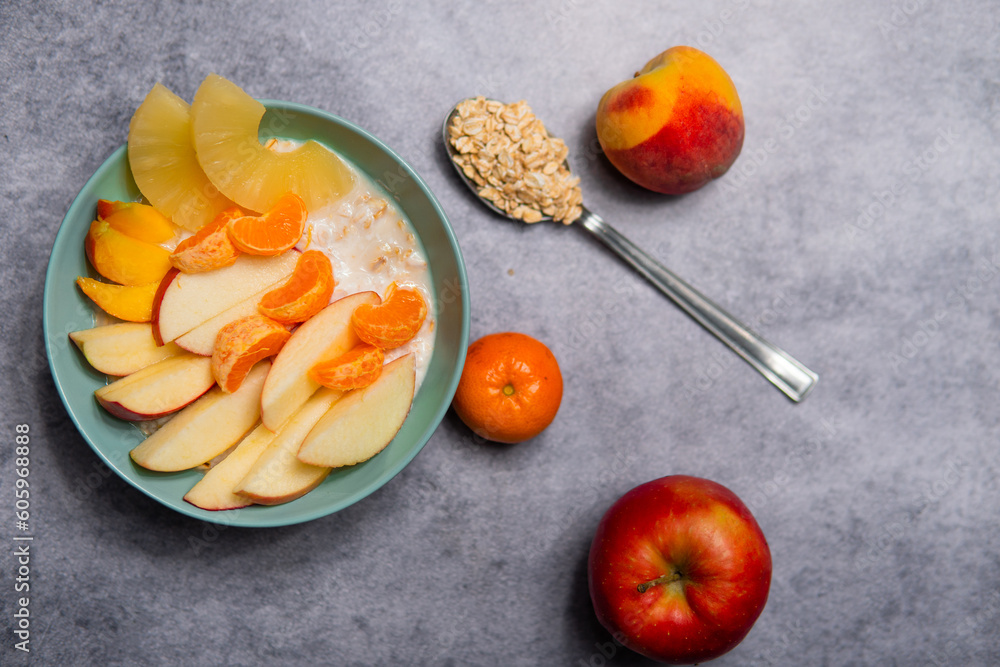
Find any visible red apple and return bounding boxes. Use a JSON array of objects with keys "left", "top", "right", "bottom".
[{"left": 588, "top": 475, "right": 771, "bottom": 664}]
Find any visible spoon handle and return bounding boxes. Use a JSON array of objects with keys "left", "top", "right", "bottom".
[{"left": 577, "top": 208, "right": 818, "bottom": 402}]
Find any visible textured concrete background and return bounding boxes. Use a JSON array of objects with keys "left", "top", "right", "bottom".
[{"left": 2, "top": 1, "right": 999, "bottom": 664}]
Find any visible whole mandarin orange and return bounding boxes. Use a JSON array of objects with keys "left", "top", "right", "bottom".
[{"left": 452, "top": 332, "right": 563, "bottom": 444}]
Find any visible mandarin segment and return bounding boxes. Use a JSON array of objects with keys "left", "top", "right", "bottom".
[
  {"left": 227, "top": 192, "right": 307, "bottom": 256},
  {"left": 170, "top": 206, "right": 243, "bottom": 273},
  {"left": 211, "top": 315, "right": 290, "bottom": 393},
  {"left": 351, "top": 282, "right": 428, "bottom": 349},
  {"left": 451, "top": 332, "right": 563, "bottom": 444},
  {"left": 309, "top": 343, "right": 385, "bottom": 390},
  {"left": 258, "top": 249, "right": 334, "bottom": 323}
]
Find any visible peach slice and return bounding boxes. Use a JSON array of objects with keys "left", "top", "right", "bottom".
[
  {"left": 211, "top": 315, "right": 290, "bottom": 393},
  {"left": 169, "top": 206, "right": 243, "bottom": 274},
  {"left": 69, "top": 323, "right": 183, "bottom": 376},
  {"left": 76, "top": 278, "right": 158, "bottom": 323},
  {"left": 95, "top": 354, "right": 214, "bottom": 421},
  {"left": 308, "top": 343, "right": 384, "bottom": 390},
  {"left": 101, "top": 204, "right": 175, "bottom": 243},
  {"left": 96, "top": 199, "right": 131, "bottom": 220},
  {"left": 85, "top": 218, "right": 172, "bottom": 286},
  {"left": 130, "top": 361, "right": 269, "bottom": 472}
]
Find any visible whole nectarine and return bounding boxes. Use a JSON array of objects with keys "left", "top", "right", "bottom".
[{"left": 596, "top": 46, "right": 744, "bottom": 195}]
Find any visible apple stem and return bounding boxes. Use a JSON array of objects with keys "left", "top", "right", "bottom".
[{"left": 637, "top": 571, "right": 682, "bottom": 594}]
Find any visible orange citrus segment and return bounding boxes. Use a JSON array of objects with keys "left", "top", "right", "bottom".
[
  {"left": 309, "top": 343, "right": 385, "bottom": 390},
  {"left": 170, "top": 207, "right": 243, "bottom": 273},
  {"left": 257, "top": 250, "right": 334, "bottom": 323},
  {"left": 351, "top": 282, "right": 428, "bottom": 349},
  {"left": 211, "top": 315, "right": 290, "bottom": 393},
  {"left": 227, "top": 192, "right": 307, "bottom": 256}
]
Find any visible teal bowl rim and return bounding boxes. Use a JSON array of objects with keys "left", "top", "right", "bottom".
[{"left": 43, "top": 100, "right": 470, "bottom": 527}]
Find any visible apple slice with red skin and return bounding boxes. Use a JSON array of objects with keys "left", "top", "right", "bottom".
[
  {"left": 259, "top": 291, "right": 379, "bottom": 431},
  {"left": 235, "top": 388, "right": 342, "bottom": 505},
  {"left": 151, "top": 252, "right": 298, "bottom": 345},
  {"left": 95, "top": 353, "right": 214, "bottom": 420},
  {"left": 183, "top": 423, "right": 277, "bottom": 510},
  {"left": 129, "top": 361, "right": 269, "bottom": 472},
  {"left": 297, "top": 353, "right": 415, "bottom": 468},
  {"left": 588, "top": 475, "right": 771, "bottom": 665},
  {"left": 173, "top": 284, "right": 279, "bottom": 356},
  {"left": 70, "top": 322, "right": 183, "bottom": 376}
]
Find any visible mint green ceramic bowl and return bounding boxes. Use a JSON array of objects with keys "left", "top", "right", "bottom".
[{"left": 43, "top": 101, "right": 469, "bottom": 527}]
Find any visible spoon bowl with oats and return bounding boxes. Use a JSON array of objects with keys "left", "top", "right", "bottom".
[{"left": 443, "top": 97, "right": 817, "bottom": 402}]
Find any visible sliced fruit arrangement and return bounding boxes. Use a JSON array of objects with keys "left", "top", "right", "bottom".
[
  {"left": 73, "top": 227, "right": 418, "bottom": 508},
  {"left": 190, "top": 73, "right": 355, "bottom": 213},
  {"left": 69, "top": 74, "right": 430, "bottom": 511},
  {"left": 128, "top": 83, "right": 237, "bottom": 231}
]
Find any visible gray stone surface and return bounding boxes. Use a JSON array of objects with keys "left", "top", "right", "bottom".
[{"left": 2, "top": 0, "right": 999, "bottom": 664}]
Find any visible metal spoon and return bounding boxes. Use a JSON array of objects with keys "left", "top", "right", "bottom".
[{"left": 442, "top": 101, "right": 818, "bottom": 402}]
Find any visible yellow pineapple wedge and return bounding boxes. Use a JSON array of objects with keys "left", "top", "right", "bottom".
[
  {"left": 190, "top": 74, "right": 355, "bottom": 213},
  {"left": 128, "top": 83, "right": 237, "bottom": 231}
]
